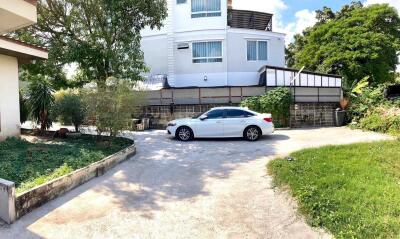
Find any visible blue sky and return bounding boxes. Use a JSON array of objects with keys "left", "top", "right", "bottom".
[
  {"left": 233, "top": 0, "right": 400, "bottom": 43},
  {"left": 281, "top": 0, "right": 353, "bottom": 25}
]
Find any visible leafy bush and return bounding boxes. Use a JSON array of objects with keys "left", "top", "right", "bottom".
[
  {"left": 83, "top": 78, "right": 144, "bottom": 137},
  {"left": 27, "top": 75, "right": 55, "bottom": 132},
  {"left": 240, "top": 96, "right": 261, "bottom": 112},
  {"left": 53, "top": 89, "right": 87, "bottom": 132},
  {"left": 241, "top": 87, "right": 293, "bottom": 127},
  {"left": 358, "top": 106, "right": 400, "bottom": 136}
]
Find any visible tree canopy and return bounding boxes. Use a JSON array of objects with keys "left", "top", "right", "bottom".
[
  {"left": 12, "top": 0, "right": 167, "bottom": 88},
  {"left": 286, "top": 2, "right": 400, "bottom": 88}
]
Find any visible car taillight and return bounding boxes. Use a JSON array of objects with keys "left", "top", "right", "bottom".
[{"left": 264, "top": 117, "right": 273, "bottom": 122}]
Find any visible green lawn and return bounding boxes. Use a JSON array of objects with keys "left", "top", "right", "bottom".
[
  {"left": 268, "top": 140, "right": 400, "bottom": 239},
  {"left": 0, "top": 136, "right": 132, "bottom": 194}
]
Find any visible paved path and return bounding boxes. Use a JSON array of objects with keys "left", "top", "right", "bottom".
[{"left": 0, "top": 128, "right": 390, "bottom": 239}]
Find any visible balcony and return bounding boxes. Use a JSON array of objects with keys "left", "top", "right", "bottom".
[
  {"left": 0, "top": 0, "right": 37, "bottom": 34},
  {"left": 227, "top": 9, "right": 273, "bottom": 31}
]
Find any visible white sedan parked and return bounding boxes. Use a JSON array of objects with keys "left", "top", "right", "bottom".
[{"left": 166, "top": 107, "right": 274, "bottom": 141}]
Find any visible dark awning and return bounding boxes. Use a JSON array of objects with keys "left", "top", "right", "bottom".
[{"left": 228, "top": 9, "right": 273, "bottom": 31}]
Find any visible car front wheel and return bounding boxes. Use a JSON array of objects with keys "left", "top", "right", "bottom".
[
  {"left": 176, "top": 126, "right": 193, "bottom": 141},
  {"left": 244, "top": 126, "right": 261, "bottom": 141}
]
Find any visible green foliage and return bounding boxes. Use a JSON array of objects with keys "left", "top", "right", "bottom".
[
  {"left": 0, "top": 136, "right": 131, "bottom": 193},
  {"left": 83, "top": 78, "right": 145, "bottom": 137},
  {"left": 12, "top": 0, "right": 167, "bottom": 87},
  {"left": 287, "top": 2, "right": 400, "bottom": 86},
  {"left": 268, "top": 141, "right": 400, "bottom": 238},
  {"left": 348, "top": 84, "right": 386, "bottom": 121},
  {"left": 53, "top": 89, "right": 87, "bottom": 132},
  {"left": 240, "top": 96, "right": 261, "bottom": 112},
  {"left": 27, "top": 75, "right": 55, "bottom": 132},
  {"left": 241, "top": 87, "right": 292, "bottom": 127},
  {"left": 357, "top": 106, "right": 400, "bottom": 136},
  {"left": 19, "top": 90, "right": 29, "bottom": 124}
]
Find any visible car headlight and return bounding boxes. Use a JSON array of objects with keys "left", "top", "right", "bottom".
[{"left": 168, "top": 122, "right": 176, "bottom": 127}]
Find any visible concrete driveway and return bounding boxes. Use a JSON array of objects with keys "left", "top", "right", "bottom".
[{"left": 0, "top": 127, "right": 390, "bottom": 239}]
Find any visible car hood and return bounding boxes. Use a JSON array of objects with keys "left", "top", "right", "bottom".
[{"left": 170, "top": 118, "right": 195, "bottom": 124}]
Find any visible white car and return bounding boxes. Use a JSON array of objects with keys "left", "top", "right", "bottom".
[{"left": 166, "top": 107, "right": 274, "bottom": 141}]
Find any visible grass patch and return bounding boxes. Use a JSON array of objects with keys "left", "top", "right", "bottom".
[
  {"left": 268, "top": 140, "right": 400, "bottom": 239},
  {"left": 0, "top": 135, "right": 132, "bottom": 194}
]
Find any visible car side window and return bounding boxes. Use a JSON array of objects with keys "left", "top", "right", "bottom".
[
  {"left": 226, "top": 109, "right": 254, "bottom": 118},
  {"left": 206, "top": 109, "right": 225, "bottom": 119}
]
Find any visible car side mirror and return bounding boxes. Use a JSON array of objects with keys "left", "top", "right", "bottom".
[{"left": 199, "top": 115, "right": 208, "bottom": 121}]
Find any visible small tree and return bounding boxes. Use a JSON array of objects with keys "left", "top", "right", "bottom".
[
  {"left": 83, "top": 78, "right": 144, "bottom": 138},
  {"left": 53, "top": 89, "right": 87, "bottom": 132},
  {"left": 27, "top": 76, "right": 55, "bottom": 133}
]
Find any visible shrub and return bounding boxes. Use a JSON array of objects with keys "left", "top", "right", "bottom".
[
  {"left": 53, "top": 89, "right": 87, "bottom": 132},
  {"left": 27, "top": 75, "right": 55, "bottom": 133},
  {"left": 83, "top": 78, "right": 144, "bottom": 137},
  {"left": 259, "top": 88, "right": 292, "bottom": 127},
  {"left": 358, "top": 106, "right": 400, "bottom": 136},
  {"left": 241, "top": 87, "right": 292, "bottom": 127},
  {"left": 240, "top": 96, "right": 261, "bottom": 112}
]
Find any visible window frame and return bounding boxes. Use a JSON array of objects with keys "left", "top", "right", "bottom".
[
  {"left": 192, "top": 41, "right": 223, "bottom": 64},
  {"left": 191, "top": 0, "right": 222, "bottom": 18},
  {"left": 177, "top": 0, "right": 187, "bottom": 4},
  {"left": 226, "top": 109, "right": 255, "bottom": 118},
  {"left": 205, "top": 109, "right": 225, "bottom": 119},
  {"left": 246, "top": 40, "right": 268, "bottom": 61}
]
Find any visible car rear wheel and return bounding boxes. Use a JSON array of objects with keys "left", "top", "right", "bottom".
[
  {"left": 176, "top": 126, "right": 193, "bottom": 141},
  {"left": 244, "top": 126, "right": 261, "bottom": 141}
]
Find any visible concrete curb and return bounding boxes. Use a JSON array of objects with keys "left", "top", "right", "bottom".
[{"left": 0, "top": 141, "right": 136, "bottom": 223}]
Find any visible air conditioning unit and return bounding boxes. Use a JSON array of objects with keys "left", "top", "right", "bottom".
[{"left": 177, "top": 43, "right": 189, "bottom": 50}]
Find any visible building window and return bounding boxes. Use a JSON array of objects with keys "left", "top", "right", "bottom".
[
  {"left": 192, "top": 41, "right": 222, "bottom": 63},
  {"left": 177, "top": 0, "right": 186, "bottom": 4},
  {"left": 191, "top": 0, "right": 221, "bottom": 18},
  {"left": 247, "top": 40, "right": 268, "bottom": 61}
]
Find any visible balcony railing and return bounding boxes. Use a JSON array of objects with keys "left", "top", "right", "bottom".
[{"left": 227, "top": 9, "right": 273, "bottom": 31}]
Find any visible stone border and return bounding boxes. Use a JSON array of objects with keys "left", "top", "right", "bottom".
[{"left": 0, "top": 140, "right": 136, "bottom": 223}]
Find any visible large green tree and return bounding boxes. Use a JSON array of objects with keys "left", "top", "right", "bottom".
[
  {"left": 287, "top": 2, "right": 400, "bottom": 88},
  {"left": 12, "top": 0, "right": 167, "bottom": 88}
]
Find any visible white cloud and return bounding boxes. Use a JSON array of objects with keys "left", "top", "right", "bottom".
[
  {"left": 280, "top": 9, "right": 317, "bottom": 44},
  {"left": 365, "top": 0, "right": 400, "bottom": 13}
]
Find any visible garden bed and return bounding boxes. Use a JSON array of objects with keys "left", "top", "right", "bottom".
[
  {"left": 0, "top": 134, "right": 132, "bottom": 194},
  {"left": 268, "top": 140, "right": 400, "bottom": 238}
]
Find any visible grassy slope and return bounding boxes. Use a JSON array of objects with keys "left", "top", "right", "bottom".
[
  {"left": 268, "top": 140, "right": 400, "bottom": 239},
  {"left": 0, "top": 136, "right": 131, "bottom": 193}
]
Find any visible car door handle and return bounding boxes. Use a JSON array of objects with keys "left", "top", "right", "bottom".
[{"left": 216, "top": 121, "right": 223, "bottom": 123}]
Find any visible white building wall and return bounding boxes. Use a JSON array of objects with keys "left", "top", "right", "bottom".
[
  {"left": 0, "top": 55, "right": 20, "bottom": 140},
  {"left": 140, "top": 0, "right": 286, "bottom": 88}
]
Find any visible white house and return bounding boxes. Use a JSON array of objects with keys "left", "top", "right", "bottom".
[
  {"left": 141, "top": 0, "right": 286, "bottom": 88},
  {"left": 0, "top": 0, "right": 48, "bottom": 140}
]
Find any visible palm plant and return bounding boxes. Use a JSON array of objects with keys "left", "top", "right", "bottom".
[{"left": 27, "top": 75, "right": 55, "bottom": 133}]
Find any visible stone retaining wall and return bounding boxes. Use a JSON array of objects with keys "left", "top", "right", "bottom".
[
  {"left": 142, "top": 103, "right": 339, "bottom": 129},
  {"left": 290, "top": 103, "right": 339, "bottom": 128},
  {"left": 0, "top": 140, "right": 136, "bottom": 223}
]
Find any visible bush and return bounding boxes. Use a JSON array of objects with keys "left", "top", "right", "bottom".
[
  {"left": 358, "top": 106, "right": 400, "bottom": 136},
  {"left": 241, "top": 87, "right": 292, "bottom": 127},
  {"left": 240, "top": 96, "right": 261, "bottom": 112},
  {"left": 83, "top": 78, "right": 144, "bottom": 137},
  {"left": 53, "top": 89, "right": 87, "bottom": 132}
]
